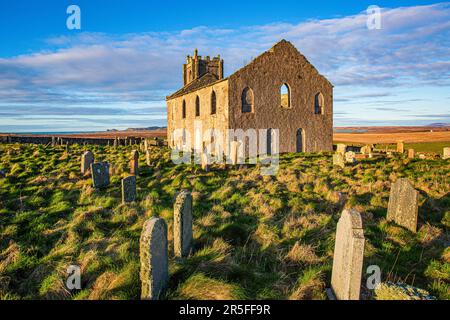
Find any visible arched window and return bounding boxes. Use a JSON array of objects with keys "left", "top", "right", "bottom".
[
  {"left": 211, "top": 91, "right": 217, "bottom": 115},
  {"left": 182, "top": 100, "right": 186, "bottom": 119},
  {"left": 241, "top": 87, "right": 254, "bottom": 113},
  {"left": 280, "top": 83, "right": 290, "bottom": 109},
  {"left": 195, "top": 96, "right": 200, "bottom": 117},
  {"left": 314, "top": 92, "right": 324, "bottom": 114}
]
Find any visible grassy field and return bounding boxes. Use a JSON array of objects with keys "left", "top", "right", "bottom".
[
  {"left": 0, "top": 143, "right": 449, "bottom": 300},
  {"left": 334, "top": 141, "right": 449, "bottom": 154}
]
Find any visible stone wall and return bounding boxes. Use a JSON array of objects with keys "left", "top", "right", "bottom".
[{"left": 228, "top": 40, "right": 333, "bottom": 153}]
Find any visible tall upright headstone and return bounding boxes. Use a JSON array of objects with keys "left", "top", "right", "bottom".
[
  {"left": 146, "top": 150, "right": 151, "bottom": 166},
  {"left": 397, "top": 141, "right": 404, "bottom": 153},
  {"left": 408, "top": 149, "right": 415, "bottom": 159},
  {"left": 122, "top": 176, "right": 137, "bottom": 203},
  {"left": 140, "top": 217, "right": 168, "bottom": 300},
  {"left": 91, "top": 162, "right": 110, "bottom": 188},
  {"left": 387, "top": 178, "right": 419, "bottom": 232},
  {"left": 130, "top": 150, "right": 139, "bottom": 175},
  {"left": 144, "top": 139, "right": 149, "bottom": 151},
  {"left": 81, "top": 151, "right": 94, "bottom": 175},
  {"left": 330, "top": 209, "right": 365, "bottom": 300},
  {"left": 336, "top": 144, "right": 346, "bottom": 155},
  {"left": 174, "top": 190, "right": 193, "bottom": 258}
]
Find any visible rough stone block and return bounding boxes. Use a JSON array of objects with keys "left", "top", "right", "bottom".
[
  {"left": 331, "top": 209, "right": 365, "bottom": 300},
  {"left": 140, "top": 217, "right": 168, "bottom": 300},
  {"left": 81, "top": 151, "right": 94, "bottom": 175},
  {"left": 387, "top": 178, "right": 419, "bottom": 232}
]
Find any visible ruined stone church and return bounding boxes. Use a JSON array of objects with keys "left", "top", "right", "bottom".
[{"left": 166, "top": 40, "right": 333, "bottom": 154}]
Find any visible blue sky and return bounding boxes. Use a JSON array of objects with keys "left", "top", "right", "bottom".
[{"left": 0, "top": 1, "right": 449, "bottom": 132}]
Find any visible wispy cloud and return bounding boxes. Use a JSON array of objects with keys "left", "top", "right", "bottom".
[{"left": 0, "top": 3, "right": 450, "bottom": 131}]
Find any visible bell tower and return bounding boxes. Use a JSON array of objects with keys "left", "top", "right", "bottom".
[{"left": 182, "top": 49, "right": 224, "bottom": 86}]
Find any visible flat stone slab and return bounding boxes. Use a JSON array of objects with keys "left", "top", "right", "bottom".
[
  {"left": 140, "top": 217, "right": 168, "bottom": 300},
  {"left": 122, "top": 175, "right": 137, "bottom": 203},
  {"left": 387, "top": 178, "right": 419, "bottom": 232},
  {"left": 91, "top": 162, "right": 110, "bottom": 188}
]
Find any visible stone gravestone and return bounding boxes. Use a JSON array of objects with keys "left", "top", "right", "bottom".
[
  {"left": 230, "top": 141, "right": 240, "bottom": 165},
  {"left": 344, "top": 151, "right": 356, "bottom": 164},
  {"left": 130, "top": 150, "right": 139, "bottom": 175},
  {"left": 333, "top": 153, "right": 345, "bottom": 169},
  {"left": 146, "top": 150, "right": 151, "bottom": 166},
  {"left": 330, "top": 209, "right": 365, "bottom": 300},
  {"left": 387, "top": 178, "right": 419, "bottom": 232},
  {"left": 408, "top": 149, "right": 415, "bottom": 159},
  {"left": 140, "top": 217, "right": 168, "bottom": 300},
  {"left": 201, "top": 152, "right": 209, "bottom": 171},
  {"left": 174, "top": 190, "right": 193, "bottom": 258},
  {"left": 144, "top": 139, "right": 149, "bottom": 151},
  {"left": 122, "top": 176, "right": 137, "bottom": 204},
  {"left": 397, "top": 141, "right": 404, "bottom": 153},
  {"left": 443, "top": 147, "right": 450, "bottom": 160},
  {"left": 336, "top": 144, "right": 346, "bottom": 155},
  {"left": 81, "top": 151, "right": 94, "bottom": 175},
  {"left": 91, "top": 162, "right": 110, "bottom": 188},
  {"left": 360, "top": 145, "right": 371, "bottom": 155}
]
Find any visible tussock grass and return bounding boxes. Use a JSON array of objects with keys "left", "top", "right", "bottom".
[{"left": 0, "top": 143, "right": 448, "bottom": 300}]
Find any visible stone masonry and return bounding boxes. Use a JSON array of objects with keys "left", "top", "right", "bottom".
[{"left": 166, "top": 40, "right": 333, "bottom": 155}]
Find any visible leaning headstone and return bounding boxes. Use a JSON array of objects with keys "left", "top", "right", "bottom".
[
  {"left": 230, "top": 141, "right": 240, "bottom": 165},
  {"left": 174, "top": 190, "right": 193, "bottom": 258},
  {"left": 140, "top": 217, "right": 168, "bottom": 300},
  {"left": 330, "top": 209, "right": 365, "bottom": 300},
  {"left": 336, "top": 144, "right": 346, "bottom": 155},
  {"left": 387, "top": 178, "right": 419, "bottom": 232},
  {"left": 130, "top": 150, "right": 139, "bottom": 175},
  {"left": 91, "top": 162, "right": 110, "bottom": 188},
  {"left": 397, "top": 141, "right": 404, "bottom": 153},
  {"left": 122, "top": 176, "right": 136, "bottom": 203},
  {"left": 81, "top": 151, "right": 94, "bottom": 175},
  {"left": 443, "top": 147, "right": 450, "bottom": 160},
  {"left": 408, "top": 149, "right": 415, "bottom": 159},
  {"left": 333, "top": 153, "right": 345, "bottom": 169}
]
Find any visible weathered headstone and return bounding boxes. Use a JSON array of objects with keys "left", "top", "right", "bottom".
[
  {"left": 113, "top": 138, "right": 118, "bottom": 148},
  {"left": 360, "top": 145, "right": 371, "bottom": 155},
  {"left": 130, "top": 150, "right": 139, "bottom": 175},
  {"left": 122, "top": 176, "right": 137, "bottom": 204},
  {"left": 174, "top": 190, "right": 193, "bottom": 258},
  {"left": 336, "top": 144, "right": 346, "bottom": 155},
  {"left": 146, "top": 150, "right": 151, "bottom": 166},
  {"left": 330, "top": 209, "right": 365, "bottom": 300},
  {"left": 140, "top": 217, "right": 168, "bottom": 300},
  {"left": 333, "top": 153, "right": 345, "bottom": 169},
  {"left": 51, "top": 136, "right": 56, "bottom": 147},
  {"left": 408, "top": 149, "right": 415, "bottom": 159},
  {"left": 91, "top": 162, "right": 110, "bottom": 188},
  {"left": 443, "top": 147, "right": 450, "bottom": 160},
  {"left": 344, "top": 151, "right": 356, "bottom": 164},
  {"left": 81, "top": 151, "right": 94, "bottom": 175},
  {"left": 387, "top": 178, "right": 419, "bottom": 232},
  {"left": 230, "top": 141, "right": 240, "bottom": 165},
  {"left": 144, "top": 139, "right": 149, "bottom": 151},
  {"left": 397, "top": 141, "right": 404, "bottom": 153},
  {"left": 418, "top": 154, "right": 426, "bottom": 160}
]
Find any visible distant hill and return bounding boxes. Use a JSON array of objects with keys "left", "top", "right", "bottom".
[
  {"left": 428, "top": 123, "right": 450, "bottom": 127},
  {"left": 107, "top": 126, "right": 166, "bottom": 132}
]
